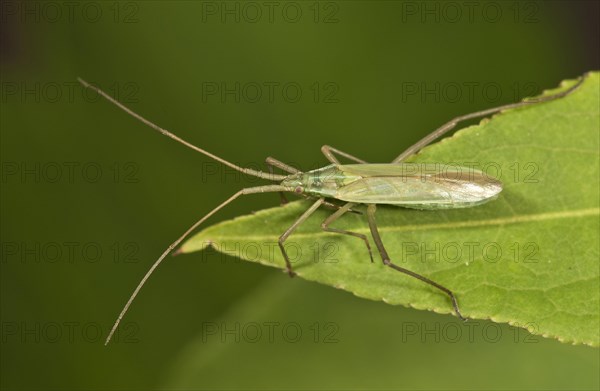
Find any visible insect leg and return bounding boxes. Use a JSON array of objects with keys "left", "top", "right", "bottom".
[
  {"left": 319, "top": 200, "right": 362, "bottom": 215},
  {"left": 321, "top": 202, "right": 373, "bottom": 262},
  {"left": 301, "top": 196, "right": 361, "bottom": 214},
  {"left": 265, "top": 157, "right": 300, "bottom": 174},
  {"left": 279, "top": 198, "right": 325, "bottom": 277},
  {"left": 366, "top": 204, "right": 466, "bottom": 320},
  {"left": 392, "top": 76, "right": 586, "bottom": 163},
  {"left": 321, "top": 145, "right": 368, "bottom": 164}
]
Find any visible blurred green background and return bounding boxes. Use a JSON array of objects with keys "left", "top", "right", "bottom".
[{"left": 1, "top": 1, "right": 599, "bottom": 390}]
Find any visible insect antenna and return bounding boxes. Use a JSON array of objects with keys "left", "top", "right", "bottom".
[
  {"left": 77, "top": 78, "right": 286, "bottom": 182},
  {"left": 103, "top": 184, "right": 287, "bottom": 345},
  {"left": 77, "top": 78, "right": 292, "bottom": 344}
]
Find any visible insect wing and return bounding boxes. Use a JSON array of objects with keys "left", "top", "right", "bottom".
[{"left": 336, "top": 164, "right": 502, "bottom": 208}]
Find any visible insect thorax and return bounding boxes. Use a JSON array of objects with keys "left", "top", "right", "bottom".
[{"left": 281, "top": 165, "right": 360, "bottom": 198}]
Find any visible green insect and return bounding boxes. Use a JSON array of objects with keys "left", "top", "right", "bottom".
[{"left": 78, "top": 76, "right": 583, "bottom": 345}]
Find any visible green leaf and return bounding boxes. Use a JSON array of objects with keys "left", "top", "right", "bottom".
[
  {"left": 181, "top": 72, "right": 600, "bottom": 347},
  {"left": 163, "top": 276, "right": 600, "bottom": 390}
]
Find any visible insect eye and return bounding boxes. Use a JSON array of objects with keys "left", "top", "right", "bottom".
[{"left": 294, "top": 186, "right": 303, "bottom": 194}]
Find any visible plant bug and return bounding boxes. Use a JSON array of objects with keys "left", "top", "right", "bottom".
[{"left": 78, "top": 76, "right": 584, "bottom": 345}]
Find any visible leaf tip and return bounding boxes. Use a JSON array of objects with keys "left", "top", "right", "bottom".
[{"left": 180, "top": 238, "right": 214, "bottom": 255}]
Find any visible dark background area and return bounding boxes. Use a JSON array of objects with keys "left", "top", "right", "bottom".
[{"left": 1, "top": 1, "right": 599, "bottom": 389}]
